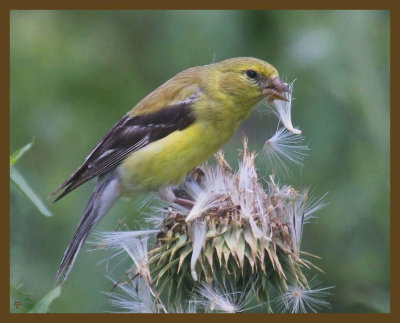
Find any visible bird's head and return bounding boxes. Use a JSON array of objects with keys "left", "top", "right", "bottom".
[{"left": 211, "top": 57, "right": 289, "bottom": 108}]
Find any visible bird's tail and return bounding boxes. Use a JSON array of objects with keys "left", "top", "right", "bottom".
[{"left": 55, "top": 173, "right": 120, "bottom": 285}]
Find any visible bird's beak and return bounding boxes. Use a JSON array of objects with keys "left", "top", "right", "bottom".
[{"left": 264, "top": 77, "right": 290, "bottom": 103}]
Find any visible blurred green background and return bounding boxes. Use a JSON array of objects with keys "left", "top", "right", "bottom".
[{"left": 10, "top": 10, "right": 390, "bottom": 313}]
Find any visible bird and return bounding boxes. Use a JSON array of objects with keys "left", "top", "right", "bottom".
[{"left": 49, "top": 57, "right": 289, "bottom": 284}]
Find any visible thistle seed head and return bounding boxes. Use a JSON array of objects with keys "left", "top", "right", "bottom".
[{"left": 148, "top": 139, "right": 320, "bottom": 304}]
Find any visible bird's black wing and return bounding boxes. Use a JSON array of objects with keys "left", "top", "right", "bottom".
[{"left": 49, "top": 99, "right": 196, "bottom": 202}]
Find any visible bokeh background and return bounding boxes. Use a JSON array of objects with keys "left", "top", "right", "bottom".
[{"left": 10, "top": 10, "right": 390, "bottom": 313}]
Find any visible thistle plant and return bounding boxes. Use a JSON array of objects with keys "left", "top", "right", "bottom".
[{"left": 93, "top": 83, "right": 332, "bottom": 313}]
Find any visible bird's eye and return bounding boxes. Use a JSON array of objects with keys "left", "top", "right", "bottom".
[{"left": 246, "top": 70, "right": 258, "bottom": 79}]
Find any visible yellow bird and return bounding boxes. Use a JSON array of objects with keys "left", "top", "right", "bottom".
[{"left": 50, "top": 57, "right": 289, "bottom": 284}]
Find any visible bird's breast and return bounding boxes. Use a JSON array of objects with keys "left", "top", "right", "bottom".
[{"left": 118, "top": 121, "right": 238, "bottom": 194}]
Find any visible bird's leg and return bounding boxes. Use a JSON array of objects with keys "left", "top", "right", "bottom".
[
  {"left": 159, "top": 185, "right": 195, "bottom": 207},
  {"left": 173, "top": 197, "right": 195, "bottom": 207}
]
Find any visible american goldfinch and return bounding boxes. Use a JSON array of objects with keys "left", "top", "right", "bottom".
[{"left": 50, "top": 57, "right": 289, "bottom": 284}]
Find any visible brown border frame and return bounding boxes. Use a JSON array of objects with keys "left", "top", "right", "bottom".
[{"left": 3, "top": 1, "right": 397, "bottom": 322}]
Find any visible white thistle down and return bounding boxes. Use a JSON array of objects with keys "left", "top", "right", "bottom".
[
  {"left": 184, "top": 167, "right": 230, "bottom": 222},
  {"left": 195, "top": 281, "right": 247, "bottom": 313},
  {"left": 275, "top": 278, "right": 333, "bottom": 313},
  {"left": 97, "top": 231, "right": 169, "bottom": 313},
  {"left": 263, "top": 127, "right": 309, "bottom": 176},
  {"left": 269, "top": 80, "right": 302, "bottom": 135},
  {"left": 234, "top": 148, "right": 266, "bottom": 239},
  {"left": 171, "top": 300, "right": 198, "bottom": 313},
  {"left": 95, "top": 231, "right": 157, "bottom": 283},
  {"left": 104, "top": 276, "right": 158, "bottom": 313},
  {"left": 92, "top": 230, "right": 159, "bottom": 271},
  {"left": 304, "top": 192, "right": 329, "bottom": 224},
  {"left": 122, "top": 237, "right": 151, "bottom": 281},
  {"left": 188, "top": 219, "right": 207, "bottom": 281},
  {"left": 144, "top": 212, "right": 165, "bottom": 228},
  {"left": 94, "top": 230, "right": 159, "bottom": 249}
]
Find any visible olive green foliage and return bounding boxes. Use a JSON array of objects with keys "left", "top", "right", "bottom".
[
  {"left": 10, "top": 285, "right": 61, "bottom": 313},
  {"left": 10, "top": 140, "right": 53, "bottom": 217},
  {"left": 10, "top": 10, "right": 389, "bottom": 313}
]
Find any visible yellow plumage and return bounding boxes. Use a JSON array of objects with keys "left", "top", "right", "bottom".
[
  {"left": 50, "top": 57, "right": 289, "bottom": 283},
  {"left": 120, "top": 121, "right": 232, "bottom": 193}
]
